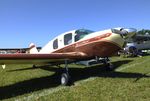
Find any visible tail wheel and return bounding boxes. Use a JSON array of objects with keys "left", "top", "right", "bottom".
[{"left": 61, "top": 73, "right": 69, "bottom": 86}]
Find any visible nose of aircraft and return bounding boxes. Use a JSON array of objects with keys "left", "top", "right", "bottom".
[{"left": 121, "top": 28, "right": 137, "bottom": 38}]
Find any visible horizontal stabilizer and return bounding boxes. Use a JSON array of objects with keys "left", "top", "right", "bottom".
[{"left": 29, "top": 43, "right": 38, "bottom": 54}]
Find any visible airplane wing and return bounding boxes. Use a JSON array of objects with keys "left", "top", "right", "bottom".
[{"left": 0, "top": 52, "right": 88, "bottom": 65}]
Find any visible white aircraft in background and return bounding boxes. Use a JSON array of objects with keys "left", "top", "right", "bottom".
[
  {"left": 0, "top": 27, "right": 136, "bottom": 85},
  {"left": 127, "top": 35, "right": 150, "bottom": 50},
  {"left": 122, "top": 35, "right": 150, "bottom": 57}
]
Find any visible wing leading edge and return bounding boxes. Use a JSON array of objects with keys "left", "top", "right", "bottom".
[{"left": 0, "top": 52, "right": 88, "bottom": 65}]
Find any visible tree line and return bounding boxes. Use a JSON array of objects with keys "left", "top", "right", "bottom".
[{"left": 137, "top": 29, "right": 150, "bottom": 35}]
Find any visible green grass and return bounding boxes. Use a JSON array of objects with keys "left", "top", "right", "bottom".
[{"left": 0, "top": 56, "right": 150, "bottom": 101}]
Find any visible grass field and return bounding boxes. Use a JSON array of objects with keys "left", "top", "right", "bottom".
[{"left": 0, "top": 56, "right": 150, "bottom": 101}]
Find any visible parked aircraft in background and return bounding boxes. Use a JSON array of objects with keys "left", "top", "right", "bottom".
[
  {"left": 123, "top": 35, "right": 150, "bottom": 56},
  {"left": 0, "top": 27, "right": 136, "bottom": 85},
  {"left": 129, "top": 35, "right": 150, "bottom": 50}
]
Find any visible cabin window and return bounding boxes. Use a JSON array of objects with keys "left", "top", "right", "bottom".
[
  {"left": 53, "top": 39, "right": 58, "bottom": 49},
  {"left": 64, "top": 33, "right": 72, "bottom": 45}
]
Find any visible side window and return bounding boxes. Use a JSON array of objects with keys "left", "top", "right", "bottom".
[
  {"left": 53, "top": 39, "right": 58, "bottom": 49},
  {"left": 64, "top": 33, "right": 72, "bottom": 45}
]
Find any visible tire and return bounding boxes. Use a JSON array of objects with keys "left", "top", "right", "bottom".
[
  {"left": 32, "top": 65, "right": 36, "bottom": 68},
  {"left": 106, "top": 63, "right": 114, "bottom": 71},
  {"left": 61, "top": 73, "right": 69, "bottom": 86}
]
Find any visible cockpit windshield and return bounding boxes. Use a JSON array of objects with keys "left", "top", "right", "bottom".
[{"left": 75, "top": 29, "right": 94, "bottom": 42}]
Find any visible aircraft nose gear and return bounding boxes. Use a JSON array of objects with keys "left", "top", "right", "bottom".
[
  {"left": 61, "top": 60, "right": 70, "bottom": 86},
  {"left": 103, "top": 57, "right": 114, "bottom": 71},
  {"left": 106, "top": 62, "right": 114, "bottom": 71}
]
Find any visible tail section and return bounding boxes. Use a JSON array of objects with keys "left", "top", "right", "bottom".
[{"left": 29, "top": 43, "right": 38, "bottom": 54}]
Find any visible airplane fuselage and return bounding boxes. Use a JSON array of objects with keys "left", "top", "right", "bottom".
[{"left": 39, "top": 29, "right": 126, "bottom": 58}]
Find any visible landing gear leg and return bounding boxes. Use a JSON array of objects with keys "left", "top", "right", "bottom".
[
  {"left": 61, "top": 60, "right": 70, "bottom": 86},
  {"left": 103, "top": 57, "right": 114, "bottom": 71}
]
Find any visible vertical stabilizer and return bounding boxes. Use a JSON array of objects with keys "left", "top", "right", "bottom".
[{"left": 29, "top": 43, "right": 38, "bottom": 54}]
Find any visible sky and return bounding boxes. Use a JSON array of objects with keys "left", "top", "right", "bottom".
[{"left": 0, "top": 0, "right": 150, "bottom": 48}]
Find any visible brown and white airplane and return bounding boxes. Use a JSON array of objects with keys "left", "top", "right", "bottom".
[{"left": 0, "top": 27, "right": 136, "bottom": 85}]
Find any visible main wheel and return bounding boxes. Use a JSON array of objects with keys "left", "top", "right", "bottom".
[
  {"left": 32, "top": 65, "right": 36, "bottom": 68},
  {"left": 106, "top": 63, "right": 114, "bottom": 71},
  {"left": 61, "top": 73, "right": 69, "bottom": 86}
]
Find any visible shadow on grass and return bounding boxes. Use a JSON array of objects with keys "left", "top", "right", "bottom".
[{"left": 0, "top": 60, "right": 149, "bottom": 100}]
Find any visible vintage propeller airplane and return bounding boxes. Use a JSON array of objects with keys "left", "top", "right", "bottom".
[{"left": 0, "top": 27, "right": 136, "bottom": 85}]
